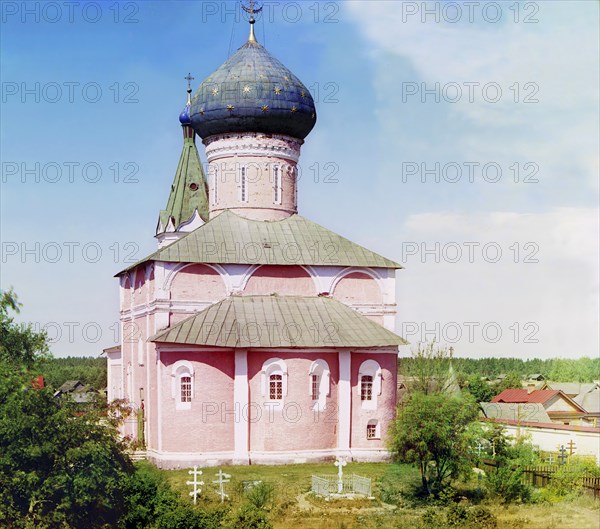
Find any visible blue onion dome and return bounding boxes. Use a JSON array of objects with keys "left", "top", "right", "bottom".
[
  {"left": 190, "top": 40, "right": 317, "bottom": 140},
  {"left": 179, "top": 89, "right": 192, "bottom": 125}
]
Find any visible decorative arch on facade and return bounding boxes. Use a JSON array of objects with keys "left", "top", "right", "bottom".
[
  {"left": 308, "top": 358, "right": 330, "bottom": 411},
  {"left": 358, "top": 359, "right": 382, "bottom": 410},
  {"left": 242, "top": 264, "right": 316, "bottom": 296},
  {"left": 261, "top": 358, "right": 288, "bottom": 401},
  {"left": 331, "top": 269, "right": 383, "bottom": 305},
  {"left": 167, "top": 263, "right": 228, "bottom": 301}
]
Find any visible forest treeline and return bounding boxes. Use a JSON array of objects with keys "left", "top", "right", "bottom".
[
  {"left": 42, "top": 356, "right": 107, "bottom": 390},
  {"left": 42, "top": 355, "right": 600, "bottom": 392},
  {"left": 403, "top": 356, "right": 600, "bottom": 383}
]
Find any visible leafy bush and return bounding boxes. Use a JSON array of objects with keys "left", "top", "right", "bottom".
[
  {"left": 468, "top": 505, "right": 497, "bottom": 528},
  {"left": 245, "top": 482, "right": 274, "bottom": 510},
  {"left": 225, "top": 504, "right": 273, "bottom": 529},
  {"left": 486, "top": 464, "right": 532, "bottom": 503}
]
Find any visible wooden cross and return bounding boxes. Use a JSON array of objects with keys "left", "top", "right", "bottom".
[
  {"left": 557, "top": 445, "right": 568, "bottom": 465},
  {"left": 334, "top": 458, "right": 347, "bottom": 494},
  {"left": 212, "top": 469, "right": 231, "bottom": 503},
  {"left": 186, "top": 466, "right": 204, "bottom": 505},
  {"left": 474, "top": 442, "right": 485, "bottom": 457},
  {"left": 567, "top": 439, "right": 577, "bottom": 456}
]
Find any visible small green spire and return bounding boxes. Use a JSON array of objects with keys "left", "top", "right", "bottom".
[{"left": 158, "top": 85, "right": 209, "bottom": 233}]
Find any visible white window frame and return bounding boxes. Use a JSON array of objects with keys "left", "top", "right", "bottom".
[
  {"left": 308, "top": 358, "right": 330, "bottom": 411},
  {"left": 366, "top": 419, "right": 380, "bottom": 440},
  {"left": 171, "top": 360, "right": 194, "bottom": 410},
  {"left": 273, "top": 165, "right": 282, "bottom": 205},
  {"left": 261, "top": 358, "right": 288, "bottom": 403},
  {"left": 358, "top": 359, "right": 382, "bottom": 410},
  {"left": 240, "top": 165, "right": 248, "bottom": 202}
]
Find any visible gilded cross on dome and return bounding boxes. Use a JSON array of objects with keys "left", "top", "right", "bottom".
[{"left": 241, "top": 0, "right": 263, "bottom": 43}]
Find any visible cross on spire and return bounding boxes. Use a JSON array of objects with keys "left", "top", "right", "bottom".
[
  {"left": 241, "top": 0, "right": 263, "bottom": 43},
  {"left": 184, "top": 73, "right": 194, "bottom": 105}
]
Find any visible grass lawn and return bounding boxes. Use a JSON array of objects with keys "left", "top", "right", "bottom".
[{"left": 159, "top": 461, "right": 600, "bottom": 529}]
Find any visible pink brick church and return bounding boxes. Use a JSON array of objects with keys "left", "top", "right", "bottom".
[{"left": 106, "top": 13, "right": 406, "bottom": 468}]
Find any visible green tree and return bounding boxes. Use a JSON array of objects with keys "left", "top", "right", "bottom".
[
  {"left": 0, "top": 290, "right": 133, "bottom": 528},
  {"left": 465, "top": 374, "right": 494, "bottom": 402},
  {"left": 403, "top": 341, "right": 454, "bottom": 395},
  {"left": 0, "top": 289, "right": 49, "bottom": 368},
  {"left": 389, "top": 392, "right": 479, "bottom": 496}
]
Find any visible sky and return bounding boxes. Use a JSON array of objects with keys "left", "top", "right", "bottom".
[{"left": 1, "top": 0, "right": 598, "bottom": 359}]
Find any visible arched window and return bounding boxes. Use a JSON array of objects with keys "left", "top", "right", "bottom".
[
  {"left": 180, "top": 376, "right": 192, "bottom": 403},
  {"left": 269, "top": 374, "right": 283, "bottom": 400},
  {"left": 240, "top": 166, "right": 248, "bottom": 202},
  {"left": 358, "top": 360, "right": 382, "bottom": 410},
  {"left": 366, "top": 419, "right": 380, "bottom": 440},
  {"left": 308, "top": 359, "right": 330, "bottom": 411},
  {"left": 273, "top": 165, "right": 282, "bottom": 204},
  {"left": 261, "top": 358, "right": 287, "bottom": 402},
  {"left": 171, "top": 360, "right": 194, "bottom": 410},
  {"left": 361, "top": 375, "right": 373, "bottom": 401}
]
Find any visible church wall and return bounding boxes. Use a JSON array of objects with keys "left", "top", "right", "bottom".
[
  {"left": 332, "top": 271, "right": 383, "bottom": 305},
  {"left": 159, "top": 350, "right": 235, "bottom": 453},
  {"left": 247, "top": 351, "right": 339, "bottom": 453},
  {"left": 350, "top": 352, "right": 397, "bottom": 450},
  {"left": 169, "top": 264, "right": 227, "bottom": 302},
  {"left": 242, "top": 265, "right": 316, "bottom": 296}
]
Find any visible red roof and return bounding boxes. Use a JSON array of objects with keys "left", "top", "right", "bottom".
[{"left": 492, "top": 389, "right": 560, "bottom": 404}]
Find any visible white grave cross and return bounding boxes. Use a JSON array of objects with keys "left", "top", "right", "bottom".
[
  {"left": 334, "top": 458, "right": 347, "bottom": 494},
  {"left": 186, "top": 466, "right": 204, "bottom": 505},
  {"left": 212, "top": 469, "right": 231, "bottom": 503}
]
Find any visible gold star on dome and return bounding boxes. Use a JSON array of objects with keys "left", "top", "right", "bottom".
[
  {"left": 211, "top": 88, "right": 219, "bottom": 96},
  {"left": 311, "top": 113, "right": 316, "bottom": 119},
  {"left": 274, "top": 87, "right": 282, "bottom": 95},
  {"left": 300, "top": 90, "right": 307, "bottom": 98},
  {"left": 261, "top": 105, "right": 269, "bottom": 112},
  {"left": 199, "top": 107, "right": 205, "bottom": 115},
  {"left": 227, "top": 105, "right": 235, "bottom": 112},
  {"left": 243, "top": 85, "right": 251, "bottom": 94},
  {"left": 291, "top": 106, "right": 298, "bottom": 113},
  {"left": 283, "top": 75, "right": 290, "bottom": 81}
]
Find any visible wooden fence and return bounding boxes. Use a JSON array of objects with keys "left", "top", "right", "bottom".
[{"left": 481, "top": 459, "right": 600, "bottom": 500}]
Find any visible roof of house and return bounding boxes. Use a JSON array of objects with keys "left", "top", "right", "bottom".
[
  {"left": 56, "top": 380, "right": 84, "bottom": 393},
  {"left": 543, "top": 382, "right": 599, "bottom": 396},
  {"left": 492, "top": 389, "right": 560, "bottom": 404},
  {"left": 574, "top": 389, "right": 600, "bottom": 414},
  {"left": 118, "top": 210, "right": 403, "bottom": 275},
  {"left": 151, "top": 295, "right": 408, "bottom": 349},
  {"left": 480, "top": 402, "right": 552, "bottom": 424},
  {"left": 491, "top": 388, "right": 587, "bottom": 413}
]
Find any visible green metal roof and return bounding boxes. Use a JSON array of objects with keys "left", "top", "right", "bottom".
[
  {"left": 157, "top": 131, "right": 209, "bottom": 232},
  {"left": 150, "top": 295, "right": 407, "bottom": 349},
  {"left": 121, "top": 210, "right": 402, "bottom": 274}
]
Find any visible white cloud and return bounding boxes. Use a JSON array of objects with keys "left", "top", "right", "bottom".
[{"left": 394, "top": 208, "right": 599, "bottom": 357}]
